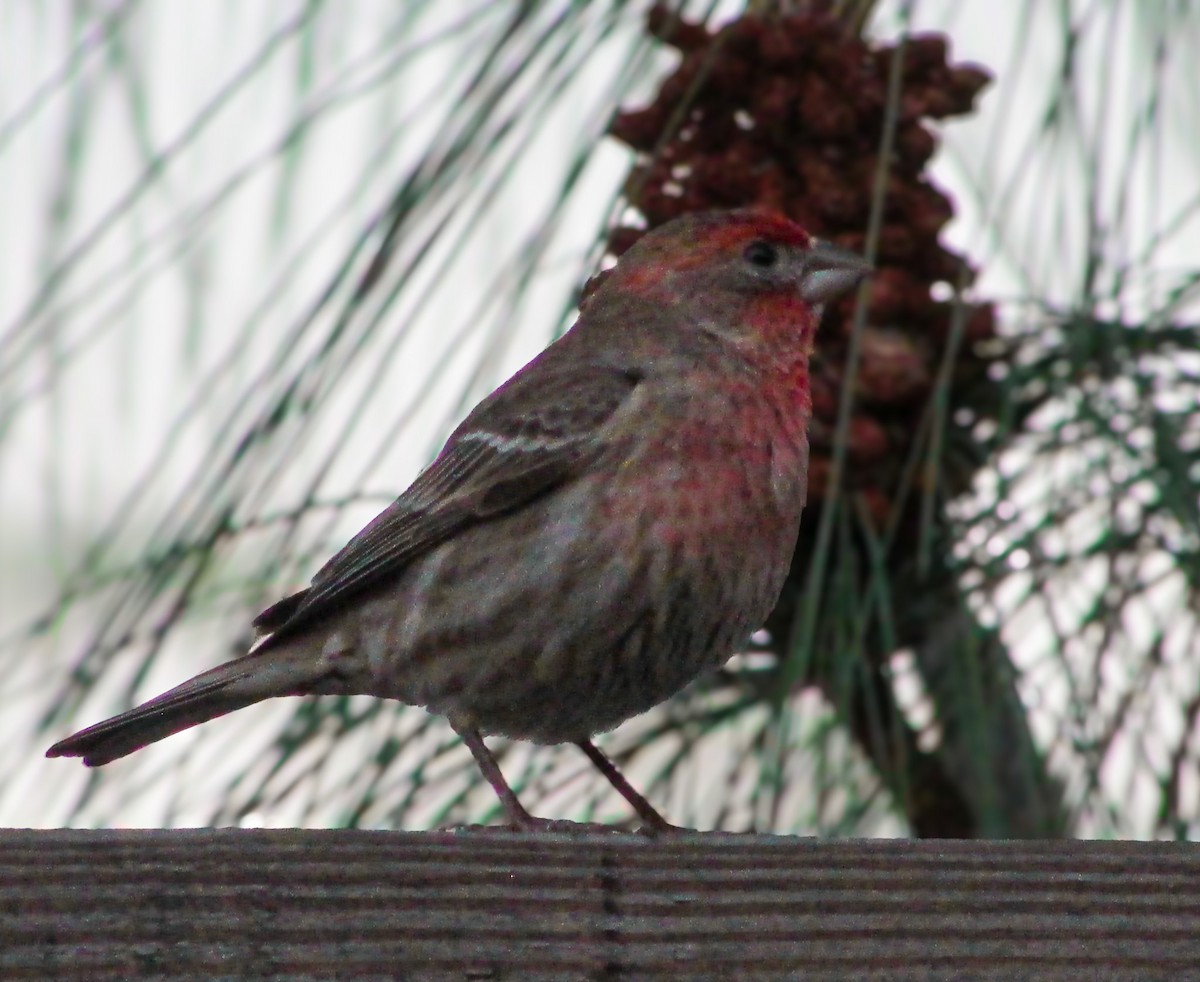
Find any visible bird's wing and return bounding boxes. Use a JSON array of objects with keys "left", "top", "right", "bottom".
[{"left": 253, "top": 359, "right": 643, "bottom": 643}]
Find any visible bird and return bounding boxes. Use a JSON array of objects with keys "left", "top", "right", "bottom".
[{"left": 47, "top": 208, "right": 870, "bottom": 831}]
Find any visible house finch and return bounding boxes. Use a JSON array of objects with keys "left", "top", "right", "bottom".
[{"left": 47, "top": 209, "right": 869, "bottom": 830}]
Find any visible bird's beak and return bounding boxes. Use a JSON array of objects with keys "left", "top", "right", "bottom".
[{"left": 798, "top": 241, "right": 872, "bottom": 305}]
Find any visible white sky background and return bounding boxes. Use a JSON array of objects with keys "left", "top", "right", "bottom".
[{"left": 1, "top": 1, "right": 1197, "bottom": 830}]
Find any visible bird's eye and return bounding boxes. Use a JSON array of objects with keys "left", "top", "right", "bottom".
[{"left": 743, "top": 240, "right": 779, "bottom": 268}]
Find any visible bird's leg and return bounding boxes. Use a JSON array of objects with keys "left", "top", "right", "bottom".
[
  {"left": 575, "top": 739, "right": 682, "bottom": 834},
  {"left": 454, "top": 726, "right": 664, "bottom": 834},
  {"left": 454, "top": 724, "right": 544, "bottom": 830}
]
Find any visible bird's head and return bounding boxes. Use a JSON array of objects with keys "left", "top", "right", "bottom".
[{"left": 589, "top": 209, "right": 870, "bottom": 361}]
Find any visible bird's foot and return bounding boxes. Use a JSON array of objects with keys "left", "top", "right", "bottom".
[
  {"left": 447, "top": 817, "right": 631, "bottom": 834},
  {"left": 634, "top": 816, "right": 689, "bottom": 837},
  {"left": 509, "top": 816, "right": 632, "bottom": 835}
]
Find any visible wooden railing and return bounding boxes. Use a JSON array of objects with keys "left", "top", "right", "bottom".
[{"left": 4, "top": 829, "right": 1197, "bottom": 979}]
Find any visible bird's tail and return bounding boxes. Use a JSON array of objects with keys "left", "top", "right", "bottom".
[{"left": 46, "top": 642, "right": 328, "bottom": 767}]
